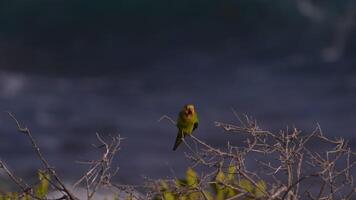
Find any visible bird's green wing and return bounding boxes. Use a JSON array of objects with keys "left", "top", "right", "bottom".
[
  {"left": 192, "top": 113, "right": 199, "bottom": 131},
  {"left": 173, "top": 112, "right": 187, "bottom": 150},
  {"left": 193, "top": 122, "right": 198, "bottom": 131}
]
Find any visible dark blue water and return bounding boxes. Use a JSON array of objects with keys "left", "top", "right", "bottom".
[{"left": 0, "top": 59, "right": 355, "bottom": 184}]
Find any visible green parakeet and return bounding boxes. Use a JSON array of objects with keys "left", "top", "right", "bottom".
[{"left": 173, "top": 104, "right": 199, "bottom": 151}]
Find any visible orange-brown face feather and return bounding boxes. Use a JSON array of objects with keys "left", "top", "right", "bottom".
[{"left": 184, "top": 104, "right": 195, "bottom": 116}]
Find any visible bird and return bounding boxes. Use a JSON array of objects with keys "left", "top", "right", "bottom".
[{"left": 173, "top": 104, "right": 199, "bottom": 151}]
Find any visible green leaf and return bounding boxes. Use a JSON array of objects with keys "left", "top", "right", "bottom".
[
  {"left": 214, "top": 171, "right": 227, "bottom": 200},
  {"left": 203, "top": 190, "right": 214, "bottom": 200},
  {"left": 12, "top": 193, "right": 18, "bottom": 199},
  {"left": 186, "top": 168, "right": 198, "bottom": 187},
  {"left": 35, "top": 171, "right": 50, "bottom": 198},
  {"left": 125, "top": 193, "right": 133, "bottom": 200},
  {"left": 160, "top": 181, "right": 172, "bottom": 194},
  {"left": 4, "top": 193, "right": 11, "bottom": 200},
  {"left": 180, "top": 195, "right": 188, "bottom": 200},
  {"left": 226, "top": 187, "right": 237, "bottom": 198},
  {"left": 175, "top": 179, "right": 187, "bottom": 187},
  {"left": 187, "top": 191, "right": 200, "bottom": 200},
  {"left": 238, "top": 179, "right": 253, "bottom": 193},
  {"left": 227, "top": 165, "right": 236, "bottom": 181},
  {"left": 22, "top": 194, "right": 31, "bottom": 200},
  {"left": 163, "top": 191, "right": 176, "bottom": 200},
  {"left": 215, "top": 189, "right": 225, "bottom": 200},
  {"left": 254, "top": 180, "right": 267, "bottom": 198},
  {"left": 215, "top": 171, "right": 225, "bottom": 183}
]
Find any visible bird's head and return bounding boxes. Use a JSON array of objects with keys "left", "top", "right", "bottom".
[{"left": 184, "top": 104, "right": 195, "bottom": 116}]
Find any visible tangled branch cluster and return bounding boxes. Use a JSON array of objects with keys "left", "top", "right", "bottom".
[
  {"left": 0, "top": 113, "right": 355, "bottom": 200},
  {"left": 153, "top": 115, "right": 355, "bottom": 200}
]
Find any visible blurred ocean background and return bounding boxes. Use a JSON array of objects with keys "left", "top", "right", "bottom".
[{"left": 0, "top": 0, "right": 355, "bottom": 186}]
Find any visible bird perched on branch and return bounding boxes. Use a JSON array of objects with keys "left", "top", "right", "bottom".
[{"left": 173, "top": 104, "right": 199, "bottom": 151}]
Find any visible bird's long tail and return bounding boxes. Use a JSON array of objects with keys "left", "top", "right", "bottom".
[{"left": 173, "top": 131, "right": 184, "bottom": 151}]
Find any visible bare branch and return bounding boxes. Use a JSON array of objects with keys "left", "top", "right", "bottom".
[{"left": 5, "top": 112, "right": 78, "bottom": 200}]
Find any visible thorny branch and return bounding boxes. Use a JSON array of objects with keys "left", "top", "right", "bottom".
[
  {"left": 1, "top": 112, "right": 143, "bottom": 200},
  {"left": 158, "top": 113, "right": 355, "bottom": 200},
  {"left": 4, "top": 112, "right": 78, "bottom": 200},
  {"left": 1, "top": 112, "right": 355, "bottom": 200},
  {"left": 74, "top": 133, "right": 126, "bottom": 200}
]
